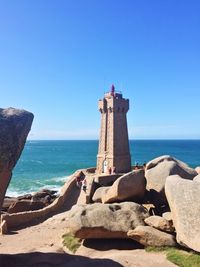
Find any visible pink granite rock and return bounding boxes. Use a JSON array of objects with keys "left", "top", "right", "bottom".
[{"left": 0, "top": 108, "right": 34, "bottom": 210}]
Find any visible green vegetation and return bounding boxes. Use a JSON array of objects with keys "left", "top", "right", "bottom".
[
  {"left": 146, "top": 246, "right": 200, "bottom": 267},
  {"left": 146, "top": 246, "right": 171, "bottom": 253},
  {"left": 62, "top": 233, "right": 82, "bottom": 253}
]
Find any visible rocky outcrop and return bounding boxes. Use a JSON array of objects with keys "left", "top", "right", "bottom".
[
  {"left": 145, "top": 155, "right": 197, "bottom": 203},
  {"left": 8, "top": 200, "right": 45, "bottom": 213},
  {"left": 92, "top": 187, "right": 109, "bottom": 203},
  {"left": 144, "top": 215, "right": 174, "bottom": 233},
  {"left": 146, "top": 155, "right": 176, "bottom": 169},
  {"left": 127, "top": 226, "right": 176, "bottom": 247},
  {"left": 0, "top": 108, "right": 34, "bottom": 210},
  {"left": 66, "top": 202, "right": 149, "bottom": 239},
  {"left": 102, "top": 170, "right": 146, "bottom": 203},
  {"left": 2, "top": 189, "right": 57, "bottom": 213},
  {"left": 32, "top": 189, "right": 57, "bottom": 204},
  {"left": 165, "top": 175, "right": 200, "bottom": 252}
]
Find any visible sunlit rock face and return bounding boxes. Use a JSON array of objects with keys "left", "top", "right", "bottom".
[
  {"left": 165, "top": 175, "right": 200, "bottom": 252},
  {"left": 0, "top": 107, "right": 34, "bottom": 210}
]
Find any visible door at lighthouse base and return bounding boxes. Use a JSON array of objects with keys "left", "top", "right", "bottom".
[{"left": 103, "top": 160, "right": 107, "bottom": 173}]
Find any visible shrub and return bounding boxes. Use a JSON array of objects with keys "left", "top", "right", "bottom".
[{"left": 62, "top": 233, "right": 82, "bottom": 253}]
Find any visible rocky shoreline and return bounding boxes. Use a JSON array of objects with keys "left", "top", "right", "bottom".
[{"left": 2, "top": 189, "right": 58, "bottom": 214}]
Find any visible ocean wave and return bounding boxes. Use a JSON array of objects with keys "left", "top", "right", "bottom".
[
  {"left": 6, "top": 185, "right": 62, "bottom": 197},
  {"left": 18, "top": 159, "right": 44, "bottom": 164},
  {"left": 50, "top": 175, "right": 69, "bottom": 182},
  {"left": 6, "top": 189, "right": 22, "bottom": 198},
  {"left": 6, "top": 188, "right": 34, "bottom": 197},
  {"left": 6, "top": 175, "right": 70, "bottom": 197}
]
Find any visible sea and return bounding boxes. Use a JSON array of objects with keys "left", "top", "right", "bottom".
[{"left": 6, "top": 140, "right": 200, "bottom": 197}]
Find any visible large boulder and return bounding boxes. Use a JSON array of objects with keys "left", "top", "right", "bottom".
[
  {"left": 102, "top": 170, "right": 146, "bottom": 204},
  {"left": 146, "top": 155, "right": 175, "bottom": 170},
  {"left": 145, "top": 155, "right": 197, "bottom": 202},
  {"left": 92, "top": 187, "right": 110, "bottom": 203},
  {"left": 8, "top": 200, "right": 45, "bottom": 213},
  {"left": 144, "top": 215, "right": 174, "bottom": 233},
  {"left": 32, "top": 189, "right": 57, "bottom": 202},
  {"left": 65, "top": 202, "right": 149, "bottom": 239},
  {"left": 0, "top": 108, "right": 34, "bottom": 210},
  {"left": 127, "top": 226, "right": 176, "bottom": 247},
  {"left": 165, "top": 175, "right": 200, "bottom": 252}
]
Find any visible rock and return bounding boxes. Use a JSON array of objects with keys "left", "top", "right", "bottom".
[
  {"left": 193, "top": 174, "right": 200, "bottom": 182},
  {"left": 42, "top": 195, "right": 51, "bottom": 205},
  {"left": 40, "top": 189, "right": 57, "bottom": 195},
  {"left": 17, "top": 194, "right": 32, "bottom": 201},
  {"left": 146, "top": 155, "right": 197, "bottom": 178},
  {"left": 162, "top": 212, "right": 173, "bottom": 222},
  {"left": 32, "top": 189, "right": 57, "bottom": 204},
  {"left": 144, "top": 215, "right": 174, "bottom": 233},
  {"left": 165, "top": 175, "right": 200, "bottom": 252},
  {"left": 102, "top": 170, "right": 146, "bottom": 204},
  {"left": 8, "top": 200, "right": 45, "bottom": 213},
  {"left": 0, "top": 108, "right": 34, "bottom": 210},
  {"left": 32, "top": 191, "right": 51, "bottom": 201},
  {"left": 195, "top": 166, "right": 200, "bottom": 174},
  {"left": 66, "top": 202, "right": 149, "bottom": 239},
  {"left": 146, "top": 155, "right": 174, "bottom": 170},
  {"left": 127, "top": 226, "right": 176, "bottom": 247},
  {"left": 2, "top": 197, "right": 18, "bottom": 211},
  {"left": 145, "top": 155, "right": 197, "bottom": 203},
  {"left": 92, "top": 187, "right": 110, "bottom": 203}
]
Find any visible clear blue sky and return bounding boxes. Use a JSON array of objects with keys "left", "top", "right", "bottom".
[{"left": 1, "top": 0, "right": 200, "bottom": 139}]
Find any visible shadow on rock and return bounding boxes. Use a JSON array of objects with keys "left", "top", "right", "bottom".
[
  {"left": 0, "top": 251, "right": 123, "bottom": 267},
  {"left": 83, "top": 238, "right": 144, "bottom": 251}
]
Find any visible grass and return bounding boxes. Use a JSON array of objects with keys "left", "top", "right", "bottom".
[
  {"left": 62, "top": 232, "right": 82, "bottom": 253},
  {"left": 146, "top": 246, "right": 200, "bottom": 267}
]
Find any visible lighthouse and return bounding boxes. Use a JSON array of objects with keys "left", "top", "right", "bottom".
[{"left": 96, "top": 85, "right": 131, "bottom": 174}]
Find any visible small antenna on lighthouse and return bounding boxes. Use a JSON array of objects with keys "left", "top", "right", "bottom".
[{"left": 111, "top": 84, "right": 115, "bottom": 96}]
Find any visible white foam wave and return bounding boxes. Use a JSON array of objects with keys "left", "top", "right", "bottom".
[
  {"left": 30, "top": 160, "right": 44, "bottom": 164},
  {"left": 6, "top": 175, "right": 70, "bottom": 197},
  {"left": 6, "top": 189, "right": 33, "bottom": 198},
  {"left": 6, "top": 186, "right": 61, "bottom": 197},
  {"left": 6, "top": 190, "right": 21, "bottom": 198},
  {"left": 51, "top": 175, "right": 70, "bottom": 182}
]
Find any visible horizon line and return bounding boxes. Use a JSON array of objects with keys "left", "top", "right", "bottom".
[{"left": 27, "top": 138, "right": 200, "bottom": 141}]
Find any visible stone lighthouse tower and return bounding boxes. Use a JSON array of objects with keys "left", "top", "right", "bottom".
[{"left": 96, "top": 85, "right": 131, "bottom": 174}]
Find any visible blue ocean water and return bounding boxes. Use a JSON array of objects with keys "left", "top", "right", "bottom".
[{"left": 7, "top": 140, "right": 200, "bottom": 196}]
